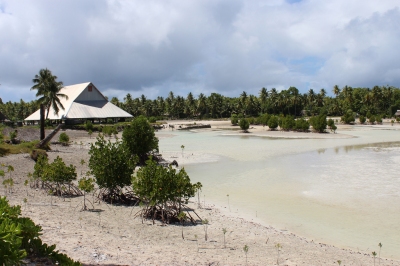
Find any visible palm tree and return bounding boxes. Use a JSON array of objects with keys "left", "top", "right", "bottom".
[
  {"left": 259, "top": 87, "right": 268, "bottom": 113},
  {"left": 31, "top": 68, "right": 68, "bottom": 119},
  {"left": 333, "top": 85, "right": 341, "bottom": 97}
]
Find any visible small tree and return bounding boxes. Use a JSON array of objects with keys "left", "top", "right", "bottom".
[
  {"left": 88, "top": 129, "right": 93, "bottom": 139},
  {"left": 85, "top": 120, "right": 94, "bottom": 131},
  {"left": 59, "top": 132, "right": 70, "bottom": 146},
  {"left": 275, "top": 243, "right": 282, "bottom": 265},
  {"left": 41, "top": 156, "right": 77, "bottom": 196},
  {"left": 230, "top": 114, "right": 238, "bottom": 125},
  {"left": 369, "top": 115, "right": 376, "bottom": 124},
  {"left": 372, "top": 251, "right": 377, "bottom": 266},
  {"left": 243, "top": 245, "right": 249, "bottom": 265},
  {"left": 78, "top": 176, "right": 95, "bottom": 211},
  {"left": 202, "top": 219, "right": 209, "bottom": 241},
  {"left": 181, "top": 145, "right": 185, "bottom": 157},
  {"left": 122, "top": 115, "right": 159, "bottom": 164},
  {"left": 222, "top": 228, "right": 227, "bottom": 248},
  {"left": 88, "top": 134, "right": 136, "bottom": 203},
  {"left": 239, "top": 118, "right": 250, "bottom": 132},
  {"left": 132, "top": 159, "right": 201, "bottom": 223},
  {"left": 359, "top": 115, "right": 366, "bottom": 124},
  {"left": 178, "top": 212, "right": 187, "bottom": 239},
  {"left": 309, "top": 114, "right": 327, "bottom": 133},
  {"left": 268, "top": 116, "right": 279, "bottom": 130},
  {"left": 378, "top": 242, "right": 382, "bottom": 265}
]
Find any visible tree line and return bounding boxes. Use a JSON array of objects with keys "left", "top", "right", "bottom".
[{"left": 2, "top": 74, "right": 400, "bottom": 122}]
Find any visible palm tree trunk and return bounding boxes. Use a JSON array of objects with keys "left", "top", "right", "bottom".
[{"left": 40, "top": 104, "right": 45, "bottom": 140}]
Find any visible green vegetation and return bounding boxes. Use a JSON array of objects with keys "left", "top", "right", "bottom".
[
  {"left": 59, "top": 132, "right": 70, "bottom": 145},
  {"left": 122, "top": 115, "right": 159, "bottom": 164},
  {"left": 268, "top": 116, "right": 279, "bottom": 130},
  {"left": 132, "top": 158, "right": 202, "bottom": 224},
  {"left": 309, "top": 114, "right": 327, "bottom": 133},
  {"left": 239, "top": 118, "right": 250, "bottom": 131},
  {"left": 32, "top": 155, "right": 80, "bottom": 196},
  {"left": 88, "top": 134, "right": 137, "bottom": 203},
  {"left": 0, "top": 140, "right": 40, "bottom": 157},
  {"left": 0, "top": 196, "right": 81, "bottom": 265},
  {"left": 230, "top": 114, "right": 238, "bottom": 125},
  {"left": 30, "top": 68, "right": 68, "bottom": 120}
]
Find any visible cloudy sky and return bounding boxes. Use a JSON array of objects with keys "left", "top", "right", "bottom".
[{"left": 1, "top": 0, "right": 400, "bottom": 102}]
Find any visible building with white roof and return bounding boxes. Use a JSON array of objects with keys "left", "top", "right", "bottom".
[{"left": 25, "top": 82, "right": 132, "bottom": 122}]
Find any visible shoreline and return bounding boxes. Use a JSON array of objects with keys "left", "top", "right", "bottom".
[{"left": 1, "top": 128, "right": 400, "bottom": 264}]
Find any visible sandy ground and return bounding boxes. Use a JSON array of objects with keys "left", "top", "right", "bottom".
[{"left": 1, "top": 126, "right": 400, "bottom": 265}]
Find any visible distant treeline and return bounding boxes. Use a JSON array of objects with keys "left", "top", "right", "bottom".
[{"left": 1, "top": 85, "right": 400, "bottom": 122}]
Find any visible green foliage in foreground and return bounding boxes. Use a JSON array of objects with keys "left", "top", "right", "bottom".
[
  {"left": 133, "top": 159, "right": 200, "bottom": 207},
  {"left": 0, "top": 196, "right": 81, "bottom": 265},
  {"left": 89, "top": 134, "right": 137, "bottom": 196}
]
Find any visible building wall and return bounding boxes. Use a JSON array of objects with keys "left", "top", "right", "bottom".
[{"left": 75, "top": 84, "right": 105, "bottom": 102}]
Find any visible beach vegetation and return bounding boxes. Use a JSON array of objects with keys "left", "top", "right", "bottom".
[
  {"left": 78, "top": 176, "right": 95, "bottom": 211},
  {"left": 280, "top": 115, "right": 295, "bottom": 131},
  {"left": 230, "top": 114, "right": 238, "bottom": 125},
  {"left": 0, "top": 196, "right": 81, "bottom": 265},
  {"left": 369, "top": 115, "right": 376, "bottom": 124},
  {"left": 222, "top": 228, "right": 227, "bottom": 248},
  {"left": 202, "top": 219, "right": 209, "bottom": 241},
  {"left": 88, "top": 133, "right": 137, "bottom": 204},
  {"left": 239, "top": 118, "right": 250, "bottom": 132},
  {"left": 294, "top": 118, "right": 310, "bottom": 132},
  {"left": 58, "top": 132, "right": 70, "bottom": 145},
  {"left": 275, "top": 243, "right": 282, "bottom": 265},
  {"left": 268, "top": 116, "right": 279, "bottom": 130},
  {"left": 243, "top": 244, "right": 249, "bottom": 265},
  {"left": 341, "top": 109, "right": 355, "bottom": 124},
  {"left": 40, "top": 156, "right": 80, "bottom": 196},
  {"left": 309, "top": 114, "right": 327, "bottom": 133},
  {"left": 132, "top": 158, "right": 202, "bottom": 224},
  {"left": 122, "top": 115, "right": 159, "bottom": 164},
  {"left": 359, "top": 115, "right": 366, "bottom": 124},
  {"left": 372, "top": 251, "right": 377, "bottom": 266}
]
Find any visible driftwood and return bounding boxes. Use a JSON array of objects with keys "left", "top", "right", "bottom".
[{"left": 35, "top": 124, "right": 64, "bottom": 149}]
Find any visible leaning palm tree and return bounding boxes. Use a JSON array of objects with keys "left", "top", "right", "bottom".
[{"left": 31, "top": 68, "right": 68, "bottom": 119}]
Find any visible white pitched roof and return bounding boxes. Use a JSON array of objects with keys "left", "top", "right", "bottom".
[{"left": 25, "top": 82, "right": 132, "bottom": 120}]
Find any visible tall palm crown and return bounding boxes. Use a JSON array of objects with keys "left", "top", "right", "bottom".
[{"left": 31, "top": 68, "right": 68, "bottom": 119}]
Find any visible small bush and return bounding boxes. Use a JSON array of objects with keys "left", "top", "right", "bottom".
[
  {"left": 239, "top": 118, "right": 250, "bottom": 131},
  {"left": 359, "top": 115, "right": 366, "bottom": 124},
  {"left": 309, "top": 114, "right": 327, "bottom": 133},
  {"left": 30, "top": 149, "right": 48, "bottom": 162},
  {"left": 59, "top": 132, "right": 70, "bottom": 145},
  {"left": 369, "top": 115, "right": 376, "bottom": 124},
  {"left": 280, "top": 116, "right": 295, "bottom": 131},
  {"left": 294, "top": 118, "right": 310, "bottom": 132},
  {"left": 231, "top": 114, "right": 238, "bottom": 125},
  {"left": 148, "top": 116, "right": 157, "bottom": 123},
  {"left": 268, "top": 116, "right": 279, "bottom": 130},
  {"left": 84, "top": 120, "right": 94, "bottom": 131}
]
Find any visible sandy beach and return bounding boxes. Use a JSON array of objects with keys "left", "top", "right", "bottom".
[{"left": 1, "top": 124, "right": 400, "bottom": 265}]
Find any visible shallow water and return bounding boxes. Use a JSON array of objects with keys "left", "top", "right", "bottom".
[{"left": 157, "top": 127, "right": 400, "bottom": 259}]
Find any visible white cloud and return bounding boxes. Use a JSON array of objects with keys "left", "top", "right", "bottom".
[{"left": 0, "top": 0, "right": 399, "bottom": 102}]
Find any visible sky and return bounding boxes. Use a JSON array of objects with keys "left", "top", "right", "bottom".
[{"left": 1, "top": 0, "right": 400, "bottom": 103}]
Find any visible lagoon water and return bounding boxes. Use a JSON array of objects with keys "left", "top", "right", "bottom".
[{"left": 157, "top": 127, "right": 400, "bottom": 259}]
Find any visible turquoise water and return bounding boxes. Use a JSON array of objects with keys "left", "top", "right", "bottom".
[{"left": 157, "top": 128, "right": 400, "bottom": 259}]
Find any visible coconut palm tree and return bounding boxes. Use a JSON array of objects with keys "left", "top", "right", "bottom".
[{"left": 31, "top": 68, "right": 68, "bottom": 119}]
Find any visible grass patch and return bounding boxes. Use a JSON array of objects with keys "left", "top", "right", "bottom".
[{"left": 0, "top": 140, "right": 39, "bottom": 156}]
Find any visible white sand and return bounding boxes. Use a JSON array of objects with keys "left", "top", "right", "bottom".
[{"left": 1, "top": 128, "right": 399, "bottom": 265}]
